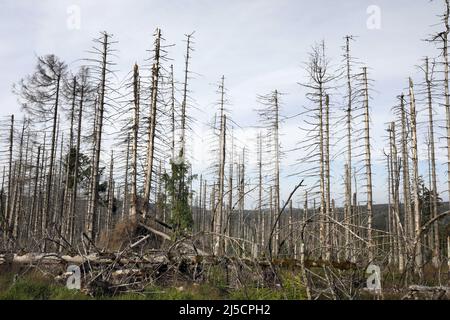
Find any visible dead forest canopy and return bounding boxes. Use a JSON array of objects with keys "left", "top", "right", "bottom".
[{"left": 0, "top": 2, "right": 450, "bottom": 300}]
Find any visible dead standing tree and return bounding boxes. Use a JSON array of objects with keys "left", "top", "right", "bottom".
[
  {"left": 14, "top": 55, "right": 67, "bottom": 249},
  {"left": 143, "top": 29, "right": 162, "bottom": 217},
  {"left": 85, "top": 32, "right": 116, "bottom": 243},
  {"left": 297, "top": 42, "right": 337, "bottom": 260},
  {"left": 256, "top": 90, "right": 282, "bottom": 257}
]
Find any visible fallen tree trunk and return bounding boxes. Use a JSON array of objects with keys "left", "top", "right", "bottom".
[
  {"left": 0, "top": 253, "right": 168, "bottom": 265},
  {"left": 403, "top": 285, "right": 450, "bottom": 300}
]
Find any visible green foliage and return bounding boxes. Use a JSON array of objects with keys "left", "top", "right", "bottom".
[
  {"left": 162, "top": 156, "right": 197, "bottom": 238},
  {"left": 229, "top": 272, "right": 307, "bottom": 300},
  {"left": 418, "top": 176, "right": 443, "bottom": 223},
  {"left": 229, "top": 287, "right": 284, "bottom": 300},
  {"left": 0, "top": 275, "right": 90, "bottom": 300},
  {"left": 63, "top": 147, "right": 91, "bottom": 190},
  {"left": 207, "top": 265, "right": 229, "bottom": 290}
]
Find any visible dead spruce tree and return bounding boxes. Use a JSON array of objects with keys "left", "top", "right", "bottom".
[
  {"left": 408, "top": 78, "right": 423, "bottom": 273},
  {"left": 179, "top": 33, "right": 195, "bottom": 159},
  {"left": 427, "top": 0, "right": 450, "bottom": 267},
  {"left": 343, "top": 36, "right": 355, "bottom": 261},
  {"left": 212, "top": 76, "right": 228, "bottom": 256},
  {"left": 143, "top": 29, "right": 162, "bottom": 217},
  {"left": 256, "top": 90, "right": 282, "bottom": 257},
  {"left": 14, "top": 55, "right": 67, "bottom": 248},
  {"left": 418, "top": 57, "right": 440, "bottom": 268},
  {"left": 85, "top": 32, "right": 116, "bottom": 243},
  {"left": 298, "top": 42, "right": 337, "bottom": 260}
]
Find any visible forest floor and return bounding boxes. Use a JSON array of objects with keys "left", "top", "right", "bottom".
[{"left": 0, "top": 268, "right": 308, "bottom": 300}]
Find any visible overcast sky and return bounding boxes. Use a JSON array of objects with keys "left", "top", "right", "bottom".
[{"left": 0, "top": 0, "right": 447, "bottom": 206}]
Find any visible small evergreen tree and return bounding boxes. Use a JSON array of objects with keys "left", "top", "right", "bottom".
[{"left": 163, "top": 156, "right": 196, "bottom": 239}]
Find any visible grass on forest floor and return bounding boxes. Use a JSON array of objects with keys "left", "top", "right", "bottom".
[{"left": 0, "top": 270, "right": 307, "bottom": 300}]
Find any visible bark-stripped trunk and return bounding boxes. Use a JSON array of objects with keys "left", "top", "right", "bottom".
[
  {"left": 4, "top": 115, "right": 14, "bottom": 241},
  {"left": 43, "top": 74, "right": 61, "bottom": 243},
  {"left": 273, "top": 91, "right": 281, "bottom": 257},
  {"left": 344, "top": 37, "right": 353, "bottom": 262},
  {"left": 130, "top": 64, "right": 140, "bottom": 217},
  {"left": 87, "top": 33, "right": 109, "bottom": 243},
  {"left": 106, "top": 151, "right": 114, "bottom": 232},
  {"left": 143, "top": 29, "right": 161, "bottom": 216},
  {"left": 363, "top": 68, "right": 374, "bottom": 261},
  {"left": 324, "top": 94, "right": 331, "bottom": 261},
  {"left": 69, "top": 83, "right": 84, "bottom": 245},
  {"left": 180, "top": 34, "right": 193, "bottom": 158},
  {"left": 400, "top": 94, "right": 412, "bottom": 241},
  {"left": 213, "top": 76, "right": 226, "bottom": 255},
  {"left": 424, "top": 57, "right": 440, "bottom": 268},
  {"left": 408, "top": 78, "right": 423, "bottom": 273},
  {"left": 122, "top": 134, "right": 130, "bottom": 218}
]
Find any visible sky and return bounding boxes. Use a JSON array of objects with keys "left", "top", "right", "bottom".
[{"left": 0, "top": 0, "right": 447, "bottom": 207}]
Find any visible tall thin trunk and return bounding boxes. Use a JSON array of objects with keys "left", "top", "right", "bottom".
[
  {"left": 180, "top": 34, "right": 193, "bottom": 158},
  {"left": 62, "top": 77, "right": 77, "bottom": 239},
  {"left": 408, "top": 78, "right": 423, "bottom": 273},
  {"left": 69, "top": 83, "right": 84, "bottom": 244},
  {"left": 400, "top": 94, "right": 412, "bottom": 240},
  {"left": 424, "top": 57, "right": 440, "bottom": 267},
  {"left": 4, "top": 115, "right": 14, "bottom": 240},
  {"left": 363, "top": 68, "right": 374, "bottom": 261},
  {"left": 170, "top": 64, "right": 176, "bottom": 160},
  {"left": 274, "top": 91, "right": 281, "bottom": 257},
  {"left": 106, "top": 151, "right": 114, "bottom": 232},
  {"left": 344, "top": 37, "right": 354, "bottom": 263},
  {"left": 143, "top": 29, "right": 161, "bottom": 216},
  {"left": 43, "top": 73, "right": 61, "bottom": 238},
  {"left": 87, "top": 33, "right": 109, "bottom": 243},
  {"left": 214, "top": 79, "right": 226, "bottom": 255},
  {"left": 130, "top": 64, "right": 140, "bottom": 217},
  {"left": 324, "top": 94, "right": 331, "bottom": 260},
  {"left": 122, "top": 134, "right": 130, "bottom": 218}
]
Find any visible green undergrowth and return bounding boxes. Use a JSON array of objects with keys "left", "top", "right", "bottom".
[{"left": 0, "top": 270, "right": 307, "bottom": 300}]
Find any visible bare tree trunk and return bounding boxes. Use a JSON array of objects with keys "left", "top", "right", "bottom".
[
  {"left": 390, "top": 122, "right": 405, "bottom": 272},
  {"left": 318, "top": 73, "right": 326, "bottom": 260},
  {"left": 257, "top": 132, "right": 264, "bottom": 252},
  {"left": 170, "top": 64, "right": 176, "bottom": 160},
  {"left": 363, "top": 68, "right": 374, "bottom": 262},
  {"left": 106, "top": 151, "right": 114, "bottom": 233},
  {"left": 400, "top": 94, "right": 412, "bottom": 241},
  {"left": 122, "top": 134, "right": 130, "bottom": 218},
  {"left": 11, "top": 123, "right": 26, "bottom": 240},
  {"left": 4, "top": 115, "right": 14, "bottom": 241},
  {"left": 43, "top": 74, "right": 61, "bottom": 244},
  {"left": 424, "top": 57, "right": 440, "bottom": 268},
  {"left": 62, "top": 77, "right": 77, "bottom": 240},
  {"left": 180, "top": 33, "right": 193, "bottom": 158},
  {"left": 87, "top": 33, "right": 110, "bottom": 243},
  {"left": 324, "top": 94, "right": 331, "bottom": 261},
  {"left": 408, "top": 78, "right": 423, "bottom": 273},
  {"left": 69, "top": 83, "right": 85, "bottom": 245},
  {"left": 273, "top": 91, "right": 281, "bottom": 257},
  {"left": 213, "top": 77, "right": 227, "bottom": 255},
  {"left": 344, "top": 37, "right": 354, "bottom": 263},
  {"left": 130, "top": 64, "right": 140, "bottom": 217},
  {"left": 143, "top": 29, "right": 161, "bottom": 216},
  {"left": 441, "top": 0, "right": 450, "bottom": 267}
]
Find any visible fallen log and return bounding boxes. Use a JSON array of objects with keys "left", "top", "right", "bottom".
[
  {"left": 0, "top": 253, "right": 168, "bottom": 266},
  {"left": 403, "top": 285, "right": 450, "bottom": 300},
  {"left": 138, "top": 222, "right": 209, "bottom": 256}
]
